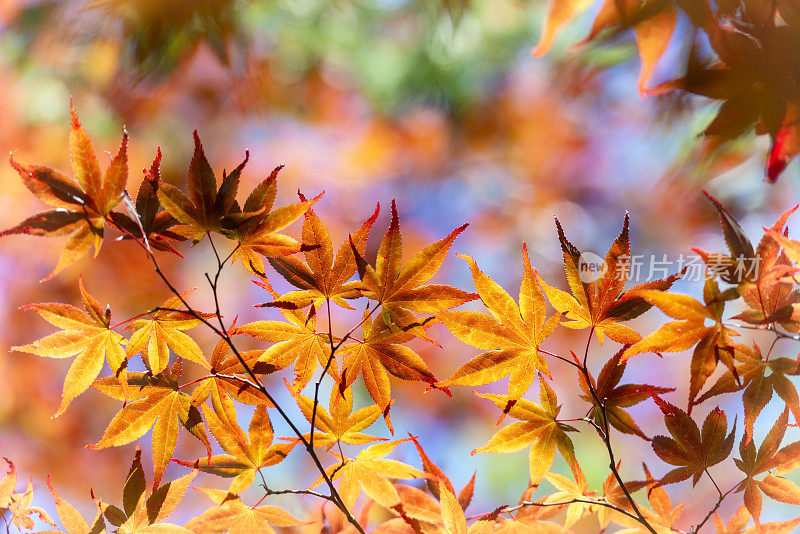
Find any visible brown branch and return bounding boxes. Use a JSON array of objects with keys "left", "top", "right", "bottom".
[
  {"left": 508, "top": 497, "right": 641, "bottom": 523},
  {"left": 578, "top": 327, "right": 658, "bottom": 534},
  {"left": 691, "top": 483, "right": 738, "bottom": 534},
  {"left": 310, "top": 300, "right": 379, "bottom": 447},
  {"left": 104, "top": 215, "right": 367, "bottom": 534}
]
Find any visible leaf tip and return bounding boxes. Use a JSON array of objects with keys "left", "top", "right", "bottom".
[{"left": 69, "top": 97, "right": 80, "bottom": 128}]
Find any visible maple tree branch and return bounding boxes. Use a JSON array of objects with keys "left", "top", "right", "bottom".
[
  {"left": 201, "top": 298, "right": 365, "bottom": 532},
  {"left": 262, "top": 485, "right": 332, "bottom": 501},
  {"left": 208, "top": 231, "right": 224, "bottom": 265},
  {"left": 310, "top": 300, "right": 380, "bottom": 449},
  {"left": 330, "top": 459, "right": 347, "bottom": 480},
  {"left": 505, "top": 497, "right": 640, "bottom": 522},
  {"left": 167, "top": 271, "right": 367, "bottom": 533},
  {"left": 578, "top": 327, "right": 657, "bottom": 534},
  {"left": 332, "top": 303, "right": 378, "bottom": 353},
  {"left": 208, "top": 373, "right": 263, "bottom": 392},
  {"left": 153, "top": 306, "right": 199, "bottom": 315},
  {"left": 206, "top": 232, "right": 241, "bottom": 272},
  {"left": 310, "top": 298, "right": 337, "bottom": 449},
  {"left": 176, "top": 375, "right": 214, "bottom": 390},
  {"left": 726, "top": 322, "right": 800, "bottom": 342},
  {"left": 204, "top": 233, "right": 241, "bottom": 338},
  {"left": 691, "top": 483, "right": 738, "bottom": 534},
  {"left": 579, "top": 416, "right": 605, "bottom": 436},
  {"left": 110, "top": 219, "right": 368, "bottom": 534}
]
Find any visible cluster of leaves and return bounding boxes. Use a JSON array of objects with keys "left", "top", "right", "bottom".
[
  {"left": 536, "top": 0, "right": 800, "bottom": 181},
  {"left": 3, "top": 106, "right": 800, "bottom": 534}
]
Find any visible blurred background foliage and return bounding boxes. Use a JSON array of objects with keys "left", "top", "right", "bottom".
[{"left": 0, "top": 0, "right": 798, "bottom": 531}]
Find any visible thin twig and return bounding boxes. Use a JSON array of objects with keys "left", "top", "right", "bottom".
[
  {"left": 104, "top": 216, "right": 367, "bottom": 534},
  {"left": 691, "top": 483, "right": 738, "bottom": 534},
  {"left": 310, "top": 299, "right": 337, "bottom": 449},
  {"left": 726, "top": 322, "right": 800, "bottom": 342},
  {"left": 310, "top": 301, "right": 379, "bottom": 447},
  {"left": 501, "top": 497, "right": 640, "bottom": 522},
  {"left": 263, "top": 487, "right": 332, "bottom": 500},
  {"left": 578, "top": 327, "right": 657, "bottom": 534}
]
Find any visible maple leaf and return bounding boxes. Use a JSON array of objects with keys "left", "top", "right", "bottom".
[
  {"left": 578, "top": 347, "right": 674, "bottom": 440},
  {"left": 764, "top": 229, "right": 800, "bottom": 323},
  {"left": 338, "top": 309, "right": 440, "bottom": 430},
  {"left": 436, "top": 482, "right": 493, "bottom": 534},
  {"left": 156, "top": 132, "right": 258, "bottom": 243},
  {"left": 46, "top": 476, "right": 106, "bottom": 534},
  {"left": 534, "top": 0, "right": 676, "bottom": 94},
  {"left": 385, "top": 483, "right": 442, "bottom": 529},
  {"left": 582, "top": 0, "right": 678, "bottom": 93},
  {"left": 380, "top": 481, "right": 489, "bottom": 534},
  {"left": 692, "top": 193, "right": 799, "bottom": 313},
  {"left": 622, "top": 277, "right": 740, "bottom": 408},
  {"left": 175, "top": 398, "right": 295, "bottom": 493},
  {"left": 653, "top": 19, "right": 800, "bottom": 181},
  {"left": 734, "top": 408, "right": 800, "bottom": 525},
  {"left": 484, "top": 505, "right": 566, "bottom": 534},
  {"left": 89, "top": 361, "right": 212, "bottom": 488},
  {"left": 730, "top": 204, "right": 800, "bottom": 329},
  {"left": 649, "top": 393, "right": 735, "bottom": 487},
  {"left": 12, "top": 278, "right": 127, "bottom": 416},
  {"left": 267, "top": 203, "right": 380, "bottom": 310},
  {"left": 288, "top": 381, "right": 386, "bottom": 450},
  {"left": 436, "top": 246, "right": 559, "bottom": 409},
  {"left": 370, "top": 517, "right": 421, "bottom": 534},
  {"left": 154, "top": 134, "right": 318, "bottom": 269},
  {"left": 190, "top": 340, "right": 277, "bottom": 407},
  {"left": 125, "top": 294, "right": 210, "bottom": 375},
  {"left": 532, "top": 0, "right": 594, "bottom": 57},
  {"left": 233, "top": 303, "right": 334, "bottom": 393},
  {"left": 228, "top": 169, "right": 322, "bottom": 276},
  {"left": 411, "top": 437, "right": 475, "bottom": 511},
  {"left": 312, "top": 497, "right": 372, "bottom": 534},
  {"left": 3, "top": 102, "right": 128, "bottom": 280},
  {"left": 597, "top": 463, "right": 650, "bottom": 529},
  {"left": 109, "top": 148, "right": 185, "bottom": 254},
  {"left": 98, "top": 449, "right": 196, "bottom": 534},
  {"left": 355, "top": 199, "right": 477, "bottom": 342},
  {"left": 184, "top": 492, "right": 303, "bottom": 534},
  {"left": 713, "top": 504, "right": 800, "bottom": 534},
  {"left": 693, "top": 190, "right": 756, "bottom": 286},
  {"left": 538, "top": 214, "right": 682, "bottom": 346},
  {"left": 312, "top": 438, "right": 429, "bottom": 509},
  {"left": 541, "top": 472, "right": 597, "bottom": 529},
  {"left": 0, "top": 458, "right": 57, "bottom": 532},
  {"left": 471, "top": 382, "right": 583, "bottom": 486},
  {"left": 0, "top": 459, "right": 13, "bottom": 514},
  {"left": 612, "top": 464, "right": 685, "bottom": 534},
  {"left": 696, "top": 343, "right": 800, "bottom": 443}
]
